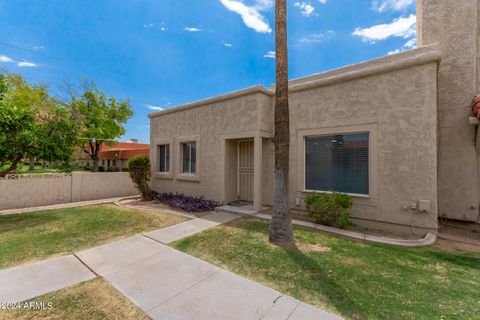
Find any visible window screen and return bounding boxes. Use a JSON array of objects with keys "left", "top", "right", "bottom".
[
  {"left": 305, "top": 133, "right": 369, "bottom": 195},
  {"left": 158, "top": 144, "right": 170, "bottom": 172},
  {"left": 181, "top": 142, "right": 196, "bottom": 174}
]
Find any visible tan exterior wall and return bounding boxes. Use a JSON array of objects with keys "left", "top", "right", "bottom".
[
  {"left": 285, "top": 61, "right": 439, "bottom": 230},
  {"left": 418, "top": 0, "right": 480, "bottom": 222},
  {"left": 149, "top": 88, "right": 273, "bottom": 202},
  {"left": 0, "top": 172, "right": 138, "bottom": 210},
  {"left": 149, "top": 47, "right": 440, "bottom": 231}
]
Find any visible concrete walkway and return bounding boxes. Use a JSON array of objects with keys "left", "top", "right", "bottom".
[
  {"left": 0, "top": 197, "right": 127, "bottom": 216},
  {"left": 76, "top": 234, "right": 340, "bottom": 320},
  {"left": 0, "top": 210, "right": 340, "bottom": 319}
]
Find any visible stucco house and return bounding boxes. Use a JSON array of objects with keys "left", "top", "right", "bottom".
[{"left": 149, "top": 0, "right": 480, "bottom": 235}]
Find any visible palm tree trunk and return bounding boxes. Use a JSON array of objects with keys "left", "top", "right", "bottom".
[{"left": 269, "top": 0, "right": 294, "bottom": 247}]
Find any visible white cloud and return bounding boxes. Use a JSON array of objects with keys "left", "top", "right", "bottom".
[
  {"left": 403, "top": 37, "right": 417, "bottom": 48},
  {"left": 219, "top": 0, "right": 272, "bottom": 33},
  {"left": 184, "top": 27, "right": 202, "bottom": 32},
  {"left": 254, "top": 0, "right": 273, "bottom": 10},
  {"left": 147, "top": 105, "right": 164, "bottom": 111},
  {"left": 318, "top": 0, "right": 328, "bottom": 3},
  {"left": 352, "top": 14, "right": 416, "bottom": 42},
  {"left": 294, "top": 2, "right": 315, "bottom": 17},
  {"left": 160, "top": 27, "right": 167, "bottom": 31},
  {"left": 17, "top": 61, "right": 38, "bottom": 67},
  {"left": 32, "top": 46, "right": 45, "bottom": 50},
  {"left": 264, "top": 51, "right": 275, "bottom": 59},
  {"left": 372, "top": 0, "right": 415, "bottom": 12},
  {"left": 388, "top": 49, "right": 402, "bottom": 55},
  {"left": 387, "top": 37, "right": 417, "bottom": 55},
  {"left": 299, "top": 30, "right": 335, "bottom": 44},
  {"left": 222, "top": 41, "right": 233, "bottom": 47},
  {"left": 0, "top": 54, "right": 14, "bottom": 63},
  {"left": 144, "top": 23, "right": 155, "bottom": 28}
]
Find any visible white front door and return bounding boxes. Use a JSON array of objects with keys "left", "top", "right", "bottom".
[{"left": 238, "top": 140, "right": 254, "bottom": 202}]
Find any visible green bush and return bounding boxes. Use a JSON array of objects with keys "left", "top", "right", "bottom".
[
  {"left": 304, "top": 191, "right": 353, "bottom": 229},
  {"left": 128, "top": 155, "right": 153, "bottom": 201}
]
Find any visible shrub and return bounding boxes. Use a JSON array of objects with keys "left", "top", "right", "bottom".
[
  {"left": 128, "top": 155, "right": 153, "bottom": 201},
  {"left": 304, "top": 191, "right": 352, "bottom": 229},
  {"left": 98, "top": 166, "right": 105, "bottom": 172},
  {"left": 154, "top": 192, "right": 220, "bottom": 213}
]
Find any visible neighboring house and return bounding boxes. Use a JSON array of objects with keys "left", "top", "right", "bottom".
[
  {"left": 149, "top": 0, "right": 480, "bottom": 234},
  {"left": 77, "top": 140, "right": 150, "bottom": 170}
]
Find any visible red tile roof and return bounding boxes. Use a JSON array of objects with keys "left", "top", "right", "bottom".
[{"left": 77, "top": 142, "right": 150, "bottom": 160}]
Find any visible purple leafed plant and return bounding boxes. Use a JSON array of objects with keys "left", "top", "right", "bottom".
[{"left": 154, "top": 192, "right": 220, "bottom": 212}]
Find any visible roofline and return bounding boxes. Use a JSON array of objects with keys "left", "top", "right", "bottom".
[
  {"left": 286, "top": 44, "right": 441, "bottom": 93},
  {"left": 148, "top": 85, "right": 274, "bottom": 119},
  {"left": 149, "top": 44, "right": 441, "bottom": 119}
]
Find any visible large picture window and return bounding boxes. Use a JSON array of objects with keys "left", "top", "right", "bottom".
[
  {"left": 305, "top": 132, "right": 369, "bottom": 195},
  {"left": 158, "top": 144, "right": 170, "bottom": 173},
  {"left": 181, "top": 142, "right": 196, "bottom": 174}
]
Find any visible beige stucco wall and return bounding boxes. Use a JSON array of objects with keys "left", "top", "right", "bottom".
[
  {"left": 149, "top": 47, "right": 440, "bottom": 231},
  {"left": 149, "top": 88, "right": 273, "bottom": 201},
  {"left": 418, "top": 0, "right": 480, "bottom": 222},
  {"left": 284, "top": 60, "right": 439, "bottom": 230},
  {"left": 0, "top": 172, "right": 138, "bottom": 210}
]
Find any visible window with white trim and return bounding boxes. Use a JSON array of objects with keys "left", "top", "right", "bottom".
[
  {"left": 158, "top": 144, "right": 170, "bottom": 173},
  {"left": 181, "top": 142, "right": 196, "bottom": 174},
  {"left": 305, "top": 132, "right": 369, "bottom": 195}
]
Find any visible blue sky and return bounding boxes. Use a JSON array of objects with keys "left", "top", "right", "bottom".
[{"left": 0, "top": 0, "right": 416, "bottom": 142}]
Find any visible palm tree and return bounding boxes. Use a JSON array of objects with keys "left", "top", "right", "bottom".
[{"left": 269, "top": 0, "right": 295, "bottom": 247}]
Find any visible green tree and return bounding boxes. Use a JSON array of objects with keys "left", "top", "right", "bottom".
[
  {"left": 69, "top": 81, "right": 133, "bottom": 172},
  {"left": 0, "top": 78, "right": 35, "bottom": 176},
  {"left": 0, "top": 73, "right": 78, "bottom": 177},
  {"left": 269, "top": 0, "right": 294, "bottom": 247}
]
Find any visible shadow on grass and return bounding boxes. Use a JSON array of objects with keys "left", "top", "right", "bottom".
[
  {"left": 420, "top": 249, "right": 480, "bottom": 270},
  {"left": 0, "top": 213, "right": 58, "bottom": 233},
  {"left": 283, "top": 247, "right": 364, "bottom": 320},
  {"left": 228, "top": 219, "right": 364, "bottom": 319}
]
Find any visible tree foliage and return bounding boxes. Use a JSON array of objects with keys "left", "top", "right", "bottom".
[
  {"left": 0, "top": 73, "right": 79, "bottom": 176},
  {"left": 128, "top": 155, "right": 153, "bottom": 201},
  {"left": 68, "top": 81, "right": 133, "bottom": 171}
]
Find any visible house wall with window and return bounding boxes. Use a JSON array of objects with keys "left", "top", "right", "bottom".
[
  {"left": 284, "top": 53, "right": 439, "bottom": 231},
  {"left": 150, "top": 88, "right": 273, "bottom": 201},
  {"left": 150, "top": 46, "right": 440, "bottom": 233}
]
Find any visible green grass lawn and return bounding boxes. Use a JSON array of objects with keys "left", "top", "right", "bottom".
[
  {"left": 0, "top": 279, "right": 148, "bottom": 320},
  {"left": 172, "top": 218, "right": 480, "bottom": 320},
  {"left": 0, "top": 204, "right": 188, "bottom": 269}
]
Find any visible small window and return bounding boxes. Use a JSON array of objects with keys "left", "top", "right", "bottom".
[
  {"left": 305, "top": 132, "right": 369, "bottom": 195},
  {"left": 102, "top": 160, "right": 105, "bottom": 166},
  {"left": 158, "top": 144, "right": 170, "bottom": 173},
  {"left": 112, "top": 159, "right": 117, "bottom": 167},
  {"left": 181, "top": 142, "right": 196, "bottom": 174}
]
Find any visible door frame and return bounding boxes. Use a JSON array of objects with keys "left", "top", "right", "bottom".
[{"left": 237, "top": 139, "right": 254, "bottom": 202}]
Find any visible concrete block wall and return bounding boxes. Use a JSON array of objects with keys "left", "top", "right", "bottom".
[{"left": 0, "top": 172, "right": 138, "bottom": 210}]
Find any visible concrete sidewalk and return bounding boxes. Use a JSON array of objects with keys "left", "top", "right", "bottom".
[
  {"left": 0, "top": 255, "right": 96, "bottom": 303},
  {"left": 77, "top": 234, "right": 340, "bottom": 320},
  {"left": 0, "top": 197, "right": 126, "bottom": 216},
  {"left": 0, "top": 210, "right": 341, "bottom": 319}
]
